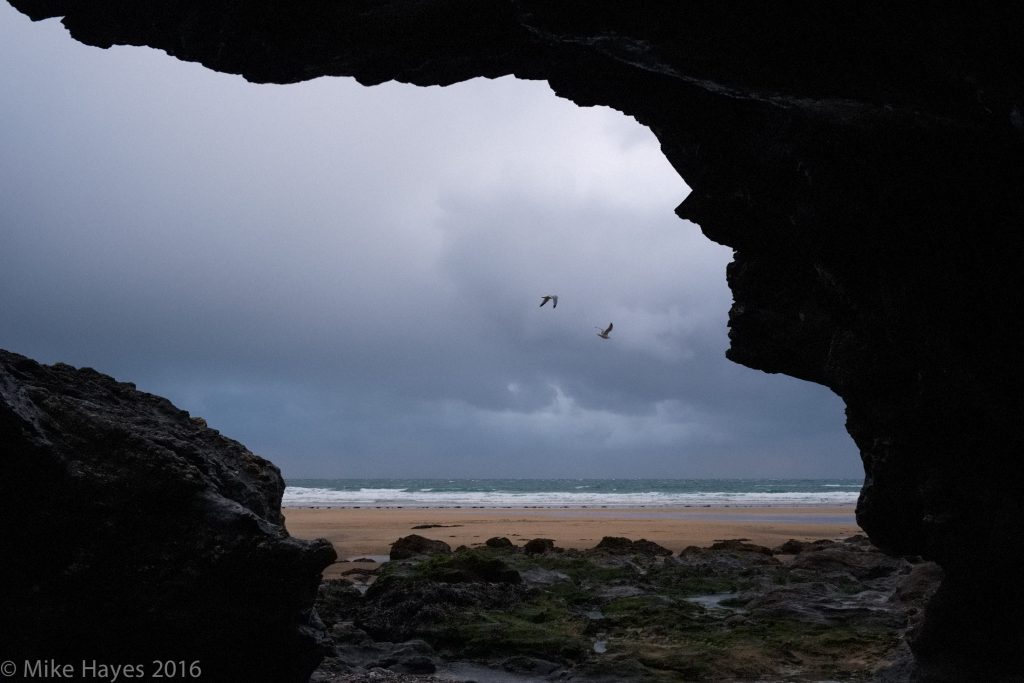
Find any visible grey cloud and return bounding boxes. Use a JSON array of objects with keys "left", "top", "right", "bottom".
[{"left": 0, "top": 7, "right": 860, "bottom": 479}]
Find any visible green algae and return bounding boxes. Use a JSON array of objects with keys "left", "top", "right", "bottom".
[
  {"left": 440, "top": 607, "right": 590, "bottom": 662},
  {"left": 331, "top": 540, "right": 926, "bottom": 680}
]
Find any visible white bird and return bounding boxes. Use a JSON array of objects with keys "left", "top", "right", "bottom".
[
  {"left": 539, "top": 295, "right": 559, "bottom": 309},
  {"left": 596, "top": 322, "right": 613, "bottom": 339}
]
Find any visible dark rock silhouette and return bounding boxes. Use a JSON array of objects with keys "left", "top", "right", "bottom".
[
  {"left": 708, "top": 539, "right": 775, "bottom": 556},
  {"left": 0, "top": 349, "right": 336, "bottom": 683},
  {"left": 389, "top": 534, "right": 452, "bottom": 560},
  {"left": 523, "top": 537, "right": 557, "bottom": 555},
  {"left": 6, "top": 2, "right": 1024, "bottom": 678},
  {"left": 595, "top": 536, "right": 672, "bottom": 557}
]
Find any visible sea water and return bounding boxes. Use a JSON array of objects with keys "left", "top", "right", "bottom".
[{"left": 282, "top": 478, "right": 861, "bottom": 508}]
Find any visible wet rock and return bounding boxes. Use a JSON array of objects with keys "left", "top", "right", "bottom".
[
  {"left": 594, "top": 536, "right": 634, "bottom": 553},
  {"left": 484, "top": 536, "right": 514, "bottom": 549},
  {"left": 523, "top": 537, "right": 557, "bottom": 555},
  {"left": 677, "top": 544, "right": 781, "bottom": 575},
  {"left": 776, "top": 539, "right": 815, "bottom": 554},
  {"left": 789, "top": 544, "right": 905, "bottom": 580},
  {"left": 599, "top": 585, "right": 646, "bottom": 599},
  {"left": 842, "top": 534, "right": 873, "bottom": 547},
  {"left": 357, "top": 553, "right": 527, "bottom": 643},
  {"left": 342, "top": 567, "right": 379, "bottom": 577},
  {"left": 775, "top": 538, "right": 840, "bottom": 554},
  {"left": 373, "top": 640, "right": 438, "bottom": 674},
  {"left": 519, "top": 567, "right": 571, "bottom": 587},
  {"left": 595, "top": 536, "right": 672, "bottom": 556},
  {"left": 632, "top": 538, "right": 674, "bottom": 556},
  {"left": 427, "top": 552, "right": 521, "bottom": 585},
  {"left": 389, "top": 534, "right": 452, "bottom": 560},
  {"left": 327, "top": 628, "right": 439, "bottom": 677},
  {"left": 892, "top": 561, "right": 943, "bottom": 608},
  {"left": 709, "top": 539, "right": 775, "bottom": 555},
  {"left": 313, "top": 535, "right": 942, "bottom": 681},
  {"left": 501, "top": 655, "right": 561, "bottom": 675},
  {"left": 743, "top": 581, "right": 899, "bottom": 629},
  {"left": 317, "top": 580, "right": 366, "bottom": 628},
  {"left": 391, "top": 655, "right": 436, "bottom": 674}
]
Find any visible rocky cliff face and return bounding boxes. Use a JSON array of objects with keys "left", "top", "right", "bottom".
[
  {"left": 6, "top": 2, "right": 1024, "bottom": 679},
  {"left": 0, "top": 350, "right": 336, "bottom": 682}
]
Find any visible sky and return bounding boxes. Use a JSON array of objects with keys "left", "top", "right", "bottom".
[{"left": 0, "top": 6, "right": 862, "bottom": 479}]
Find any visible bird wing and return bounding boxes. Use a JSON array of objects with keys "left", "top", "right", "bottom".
[
  {"left": 552, "top": 296, "right": 558, "bottom": 308},
  {"left": 605, "top": 322, "right": 614, "bottom": 334}
]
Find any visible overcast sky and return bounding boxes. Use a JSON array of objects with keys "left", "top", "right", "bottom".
[{"left": 0, "top": 6, "right": 862, "bottom": 479}]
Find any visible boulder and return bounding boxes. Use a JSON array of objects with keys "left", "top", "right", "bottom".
[
  {"left": 776, "top": 539, "right": 813, "bottom": 554},
  {"left": 0, "top": 350, "right": 335, "bottom": 683},
  {"left": 523, "top": 537, "right": 557, "bottom": 555},
  {"left": 789, "top": 545, "right": 904, "bottom": 581},
  {"left": 708, "top": 539, "right": 775, "bottom": 556},
  {"left": 594, "top": 536, "right": 672, "bottom": 556},
  {"left": 389, "top": 534, "right": 452, "bottom": 560},
  {"left": 594, "top": 536, "right": 634, "bottom": 553},
  {"left": 678, "top": 544, "right": 780, "bottom": 575}
]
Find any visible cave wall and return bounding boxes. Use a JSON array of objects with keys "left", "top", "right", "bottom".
[{"left": 7, "top": 2, "right": 1024, "bottom": 679}]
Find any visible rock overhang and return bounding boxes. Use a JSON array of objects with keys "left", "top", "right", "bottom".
[{"left": 5, "top": 3, "right": 1024, "bottom": 679}]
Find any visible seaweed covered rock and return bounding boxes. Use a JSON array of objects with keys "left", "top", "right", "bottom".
[
  {"left": 319, "top": 536, "right": 939, "bottom": 681},
  {"left": 789, "top": 544, "right": 905, "bottom": 581},
  {"left": 0, "top": 349, "right": 336, "bottom": 683},
  {"left": 357, "top": 551, "right": 529, "bottom": 646},
  {"left": 523, "top": 537, "right": 558, "bottom": 555},
  {"left": 677, "top": 540, "right": 781, "bottom": 576},
  {"left": 316, "top": 580, "right": 365, "bottom": 629},
  {"left": 484, "top": 536, "right": 515, "bottom": 549},
  {"left": 389, "top": 534, "right": 452, "bottom": 560},
  {"left": 708, "top": 539, "right": 775, "bottom": 555},
  {"left": 595, "top": 536, "right": 673, "bottom": 556}
]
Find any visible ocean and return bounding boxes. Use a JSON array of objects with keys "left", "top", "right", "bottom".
[{"left": 282, "top": 478, "right": 862, "bottom": 508}]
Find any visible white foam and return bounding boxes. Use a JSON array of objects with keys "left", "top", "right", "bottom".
[{"left": 282, "top": 486, "right": 859, "bottom": 508}]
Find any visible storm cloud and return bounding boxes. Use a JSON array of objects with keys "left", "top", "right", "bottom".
[{"left": 0, "top": 7, "right": 860, "bottom": 479}]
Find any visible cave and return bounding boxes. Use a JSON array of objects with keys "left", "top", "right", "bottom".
[{"left": 3, "top": 2, "right": 1024, "bottom": 680}]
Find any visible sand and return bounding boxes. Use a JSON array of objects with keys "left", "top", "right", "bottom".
[{"left": 284, "top": 506, "right": 861, "bottom": 579}]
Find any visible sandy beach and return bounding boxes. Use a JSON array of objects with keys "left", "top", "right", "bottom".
[{"left": 284, "top": 505, "right": 861, "bottom": 579}]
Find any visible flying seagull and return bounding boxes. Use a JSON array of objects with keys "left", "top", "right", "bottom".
[
  {"left": 539, "top": 295, "right": 559, "bottom": 308},
  {"left": 596, "top": 322, "right": 614, "bottom": 339}
]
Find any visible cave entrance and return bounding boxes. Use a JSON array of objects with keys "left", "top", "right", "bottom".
[{"left": 1, "top": 9, "right": 858, "bottom": 484}]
